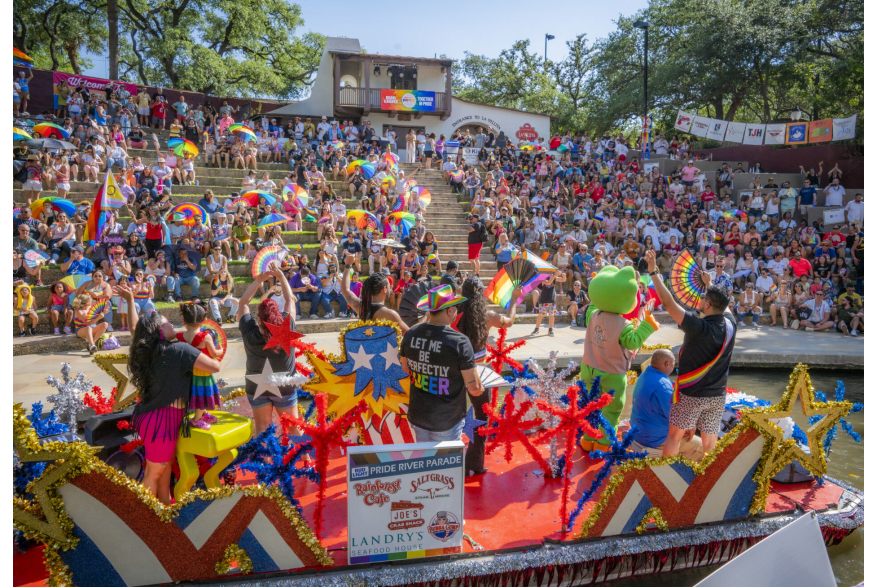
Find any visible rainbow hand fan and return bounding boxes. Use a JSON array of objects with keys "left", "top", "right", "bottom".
[
  {"left": 329, "top": 140, "right": 345, "bottom": 149},
  {"left": 669, "top": 249, "right": 708, "bottom": 311},
  {"left": 200, "top": 318, "right": 228, "bottom": 359},
  {"left": 522, "top": 249, "right": 557, "bottom": 273},
  {"left": 317, "top": 214, "right": 333, "bottom": 224},
  {"left": 484, "top": 259, "right": 539, "bottom": 309},
  {"left": 392, "top": 193, "right": 406, "bottom": 213},
  {"left": 168, "top": 203, "right": 207, "bottom": 226},
  {"left": 252, "top": 245, "right": 288, "bottom": 278},
  {"left": 448, "top": 169, "right": 463, "bottom": 181},
  {"left": 408, "top": 186, "right": 432, "bottom": 207},
  {"left": 24, "top": 249, "right": 49, "bottom": 268},
  {"left": 86, "top": 299, "right": 109, "bottom": 321}
]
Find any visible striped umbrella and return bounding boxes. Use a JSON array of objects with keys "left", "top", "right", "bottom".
[
  {"left": 167, "top": 138, "right": 199, "bottom": 157},
  {"left": 388, "top": 211, "right": 416, "bottom": 231},
  {"left": 282, "top": 184, "right": 309, "bottom": 208},
  {"left": 168, "top": 203, "right": 207, "bottom": 227},
  {"left": 13, "top": 127, "right": 32, "bottom": 141},
  {"left": 31, "top": 197, "right": 76, "bottom": 218},
  {"left": 346, "top": 159, "right": 368, "bottom": 175},
  {"left": 257, "top": 213, "right": 292, "bottom": 229},
  {"left": 239, "top": 190, "right": 276, "bottom": 207},
  {"left": 347, "top": 210, "right": 379, "bottom": 231},
  {"left": 32, "top": 122, "right": 70, "bottom": 139},
  {"left": 228, "top": 123, "right": 257, "bottom": 141}
]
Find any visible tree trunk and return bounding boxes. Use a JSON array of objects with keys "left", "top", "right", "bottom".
[
  {"left": 64, "top": 41, "right": 81, "bottom": 74},
  {"left": 108, "top": 0, "right": 119, "bottom": 79}
]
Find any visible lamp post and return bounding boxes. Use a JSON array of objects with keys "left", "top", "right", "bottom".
[
  {"left": 791, "top": 105, "right": 803, "bottom": 121},
  {"left": 545, "top": 34, "right": 555, "bottom": 61},
  {"left": 633, "top": 20, "right": 650, "bottom": 157}
]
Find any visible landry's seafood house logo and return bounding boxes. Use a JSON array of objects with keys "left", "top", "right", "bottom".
[
  {"left": 354, "top": 479, "right": 401, "bottom": 506},
  {"left": 410, "top": 473, "right": 455, "bottom": 499}
]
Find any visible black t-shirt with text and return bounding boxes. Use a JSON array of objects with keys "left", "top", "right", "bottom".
[
  {"left": 678, "top": 311, "right": 737, "bottom": 398},
  {"left": 401, "top": 323, "right": 476, "bottom": 432}
]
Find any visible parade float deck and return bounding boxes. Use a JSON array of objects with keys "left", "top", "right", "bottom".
[{"left": 13, "top": 433, "right": 863, "bottom": 587}]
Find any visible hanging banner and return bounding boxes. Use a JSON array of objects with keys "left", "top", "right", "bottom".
[
  {"left": 690, "top": 116, "right": 710, "bottom": 137},
  {"left": 808, "top": 119, "right": 833, "bottom": 143},
  {"left": 380, "top": 90, "right": 436, "bottom": 112},
  {"left": 706, "top": 119, "right": 729, "bottom": 141},
  {"left": 52, "top": 72, "right": 137, "bottom": 105},
  {"left": 674, "top": 110, "right": 694, "bottom": 133},
  {"left": 743, "top": 124, "right": 766, "bottom": 145},
  {"left": 347, "top": 441, "right": 465, "bottom": 565},
  {"left": 785, "top": 122, "right": 809, "bottom": 145},
  {"left": 724, "top": 122, "right": 746, "bottom": 143},
  {"left": 764, "top": 123, "right": 787, "bottom": 145},
  {"left": 833, "top": 114, "right": 857, "bottom": 141}
]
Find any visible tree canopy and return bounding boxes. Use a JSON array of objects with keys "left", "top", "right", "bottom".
[
  {"left": 13, "top": 0, "right": 324, "bottom": 98},
  {"left": 452, "top": 0, "right": 863, "bottom": 136}
]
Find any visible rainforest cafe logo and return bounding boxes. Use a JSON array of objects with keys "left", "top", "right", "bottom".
[{"left": 354, "top": 479, "right": 401, "bottom": 507}]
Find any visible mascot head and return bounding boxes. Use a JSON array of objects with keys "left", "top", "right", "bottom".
[{"left": 588, "top": 266, "right": 639, "bottom": 315}]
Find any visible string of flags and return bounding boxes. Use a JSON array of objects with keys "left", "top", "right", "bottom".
[{"left": 673, "top": 111, "right": 857, "bottom": 146}]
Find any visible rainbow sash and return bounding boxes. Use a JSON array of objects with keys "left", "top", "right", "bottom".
[{"left": 672, "top": 317, "right": 735, "bottom": 404}]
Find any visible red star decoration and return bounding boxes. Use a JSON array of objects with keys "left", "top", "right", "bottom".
[
  {"left": 280, "top": 393, "right": 368, "bottom": 540},
  {"left": 479, "top": 393, "right": 552, "bottom": 476},
  {"left": 534, "top": 385, "right": 614, "bottom": 531},
  {"left": 485, "top": 327, "right": 526, "bottom": 374},
  {"left": 263, "top": 314, "right": 306, "bottom": 355},
  {"left": 83, "top": 385, "right": 117, "bottom": 415}
]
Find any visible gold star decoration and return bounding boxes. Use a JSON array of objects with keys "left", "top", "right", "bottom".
[
  {"left": 13, "top": 404, "right": 96, "bottom": 545},
  {"left": 92, "top": 353, "right": 137, "bottom": 408},
  {"left": 363, "top": 328, "right": 375, "bottom": 336},
  {"left": 741, "top": 363, "right": 851, "bottom": 499}
]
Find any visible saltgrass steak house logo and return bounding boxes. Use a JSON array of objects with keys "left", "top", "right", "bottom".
[
  {"left": 410, "top": 473, "right": 455, "bottom": 498},
  {"left": 354, "top": 478, "right": 401, "bottom": 506},
  {"left": 388, "top": 500, "right": 425, "bottom": 530},
  {"left": 427, "top": 511, "right": 460, "bottom": 542},
  {"left": 401, "top": 93, "right": 417, "bottom": 109}
]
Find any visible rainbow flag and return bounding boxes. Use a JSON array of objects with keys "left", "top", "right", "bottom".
[
  {"left": 485, "top": 270, "right": 519, "bottom": 309},
  {"left": 84, "top": 172, "right": 126, "bottom": 242}
]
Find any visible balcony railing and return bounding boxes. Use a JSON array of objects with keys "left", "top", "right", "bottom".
[{"left": 338, "top": 87, "right": 447, "bottom": 112}]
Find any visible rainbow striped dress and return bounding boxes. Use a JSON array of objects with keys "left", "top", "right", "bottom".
[{"left": 176, "top": 331, "right": 221, "bottom": 410}]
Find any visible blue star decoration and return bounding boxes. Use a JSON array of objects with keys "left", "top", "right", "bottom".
[
  {"left": 462, "top": 406, "right": 487, "bottom": 443},
  {"left": 567, "top": 424, "right": 648, "bottom": 530},
  {"left": 332, "top": 325, "right": 408, "bottom": 402},
  {"left": 286, "top": 434, "right": 316, "bottom": 459}
]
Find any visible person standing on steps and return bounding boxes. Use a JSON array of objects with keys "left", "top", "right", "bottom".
[
  {"left": 453, "top": 275, "right": 522, "bottom": 475},
  {"left": 644, "top": 250, "right": 736, "bottom": 458},
  {"left": 340, "top": 257, "right": 409, "bottom": 333},
  {"left": 467, "top": 213, "right": 487, "bottom": 276}
]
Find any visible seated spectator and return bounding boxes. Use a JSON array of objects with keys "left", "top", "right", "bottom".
[
  {"left": 318, "top": 266, "right": 347, "bottom": 318},
  {"left": 735, "top": 283, "right": 762, "bottom": 328},
  {"left": 71, "top": 293, "right": 109, "bottom": 353},
  {"left": 629, "top": 349, "right": 703, "bottom": 461},
  {"left": 47, "top": 281, "right": 74, "bottom": 335},
  {"left": 835, "top": 294, "right": 863, "bottom": 337},
  {"left": 166, "top": 246, "right": 201, "bottom": 303},
  {"left": 566, "top": 280, "right": 589, "bottom": 324},
  {"left": 289, "top": 266, "right": 321, "bottom": 320},
  {"left": 796, "top": 290, "right": 834, "bottom": 332},
  {"left": 14, "top": 284, "right": 40, "bottom": 337},
  {"left": 209, "top": 267, "right": 239, "bottom": 324}
]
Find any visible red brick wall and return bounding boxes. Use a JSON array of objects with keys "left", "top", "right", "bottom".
[{"left": 691, "top": 144, "right": 864, "bottom": 188}]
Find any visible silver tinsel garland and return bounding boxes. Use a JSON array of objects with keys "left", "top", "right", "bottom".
[
  {"left": 511, "top": 351, "right": 577, "bottom": 477},
  {"left": 45, "top": 363, "right": 93, "bottom": 427},
  {"left": 232, "top": 478, "right": 862, "bottom": 587}
]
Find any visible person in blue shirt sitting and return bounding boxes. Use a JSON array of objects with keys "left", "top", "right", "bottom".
[
  {"left": 61, "top": 246, "right": 96, "bottom": 276},
  {"left": 571, "top": 243, "right": 593, "bottom": 286},
  {"left": 629, "top": 349, "right": 704, "bottom": 461}
]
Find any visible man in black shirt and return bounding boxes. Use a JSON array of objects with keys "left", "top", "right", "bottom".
[
  {"left": 466, "top": 214, "right": 486, "bottom": 276},
  {"left": 400, "top": 284, "right": 483, "bottom": 442},
  {"left": 645, "top": 250, "right": 736, "bottom": 458}
]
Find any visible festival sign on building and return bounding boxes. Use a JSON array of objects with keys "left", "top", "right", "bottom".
[
  {"left": 52, "top": 72, "right": 138, "bottom": 107},
  {"left": 347, "top": 441, "right": 465, "bottom": 564},
  {"left": 380, "top": 90, "right": 436, "bottom": 112}
]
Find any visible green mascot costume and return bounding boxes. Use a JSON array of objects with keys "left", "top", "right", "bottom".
[{"left": 580, "top": 266, "right": 659, "bottom": 449}]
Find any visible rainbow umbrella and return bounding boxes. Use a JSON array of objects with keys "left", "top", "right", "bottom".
[
  {"left": 60, "top": 274, "right": 92, "bottom": 291},
  {"left": 283, "top": 184, "right": 309, "bottom": 208},
  {"left": 240, "top": 190, "right": 275, "bottom": 207},
  {"left": 13, "top": 127, "right": 32, "bottom": 141},
  {"left": 388, "top": 211, "right": 416, "bottom": 231},
  {"left": 329, "top": 141, "right": 345, "bottom": 150},
  {"left": 348, "top": 210, "right": 379, "bottom": 231},
  {"left": 723, "top": 209, "right": 748, "bottom": 223},
  {"left": 168, "top": 203, "right": 207, "bottom": 227},
  {"left": 346, "top": 159, "right": 368, "bottom": 175},
  {"left": 228, "top": 123, "right": 257, "bottom": 142},
  {"left": 409, "top": 186, "right": 432, "bottom": 207},
  {"left": 167, "top": 138, "right": 199, "bottom": 157},
  {"left": 13, "top": 48, "right": 34, "bottom": 68},
  {"left": 381, "top": 177, "right": 396, "bottom": 192},
  {"left": 32, "top": 122, "right": 70, "bottom": 139},
  {"left": 448, "top": 169, "right": 463, "bottom": 181},
  {"left": 31, "top": 197, "right": 75, "bottom": 218},
  {"left": 258, "top": 213, "right": 292, "bottom": 229},
  {"left": 24, "top": 249, "right": 49, "bottom": 268}
]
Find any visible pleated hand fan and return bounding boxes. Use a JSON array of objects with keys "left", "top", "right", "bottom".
[{"left": 669, "top": 250, "right": 707, "bottom": 311}]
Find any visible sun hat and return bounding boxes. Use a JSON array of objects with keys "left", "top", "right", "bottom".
[{"left": 416, "top": 284, "right": 467, "bottom": 312}]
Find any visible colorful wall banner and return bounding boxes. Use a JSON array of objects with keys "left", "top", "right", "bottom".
[
  {"left": 52, "top": 72, "right": 137, "bottom": 103},
  {"left": 743, "top": 124, "right": 766, "bottom": 145},
  {"left": 380, "top": 90, "right": 436, "bottom": 112},
  {"left": 833, "top": 114, "right": 857, "bottom": 141},
  {"left": 690, "top": 116, "right": 710, "bottom": 137},
  {"left": 785, "top": 122, "right": 809, "bottom": 145},
  {"left": 706, "top": 119, "right": 729, "bottom": 141},
  {"left": 764, "top": 123, "right": 787, "bottom": 145},
  {"left": 674, "top": 110, "right": 694, "bottom": 133},
  {"left": 808, "top": 119, "right": 833, "bottom": 143},
  {"left": 347, "top": 441, "right": 464, "bottom": 565},
  {"left": 724, "top": 121, "right": 747, "bottom": 143}
]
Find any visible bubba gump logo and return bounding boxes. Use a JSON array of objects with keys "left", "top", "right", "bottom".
[
  {"left": 428, "top": 511, "right": 460, "bottom": 542},
  {"left": 354, "top": 479, "right": 401, "bottom": 507},
  {"left": 410, "top": 473, "right": 455, "bottom": 499},
  {"left": 516, "top": 123, "right": 538, "bottom": 142}
]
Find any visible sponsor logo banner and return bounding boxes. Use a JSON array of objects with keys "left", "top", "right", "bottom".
[
  {"left": 690, "top": 116, "right": 710, "bottom": 138},
  {"left": 833, "top": 114, "right": 857, "bottom": 141},
  {"left": 743, "top": 124, "right": 766, "bottom": 145},
  {"left": 808, "top": 119, "right": 833, "bottom": 143},
  {"left": 53, "top": 72, "right": 137, "bottom": 102},
  {"left": 764, "top": 123, "right": 787, "bottom": 145},
  {"left": 380, "top": 89, "right": 436, "bottom": 112},
  {"left": 706, "top": 119, "right": 728, "bottom": 141},
  {"left": 724, "top": 121, "right": 747, "bottom": 143},
  {"left": 786, "top": 122, "right": 809, "bottom": 145},
  {"left": 674, "top": 110, "right": 694, "bottom": 133}
]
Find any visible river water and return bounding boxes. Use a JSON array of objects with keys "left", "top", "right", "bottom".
[{"left": 610, "top": 368, "right": 864, "bottom": 587}]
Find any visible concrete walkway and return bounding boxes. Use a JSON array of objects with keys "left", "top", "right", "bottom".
[{"left": 12, "top": 321, "right": 863, "bottom": 410}]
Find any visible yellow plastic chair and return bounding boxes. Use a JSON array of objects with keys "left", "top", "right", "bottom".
[{"left": 174, "top": 411, "right": 253, "bottom": 500}]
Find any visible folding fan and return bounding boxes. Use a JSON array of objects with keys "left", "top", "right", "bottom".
[
  {"left": 398, "top": 281, "right": 433, "bottom": 327},
  {"left": 476, "top": 365, "right": 513, "bottom": 390},
  {"left": 484, "top": 258, "right": 538, "bottom": 309},
  {"left": 669, "top": 250, "right": 707, "bottom": 311}
]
